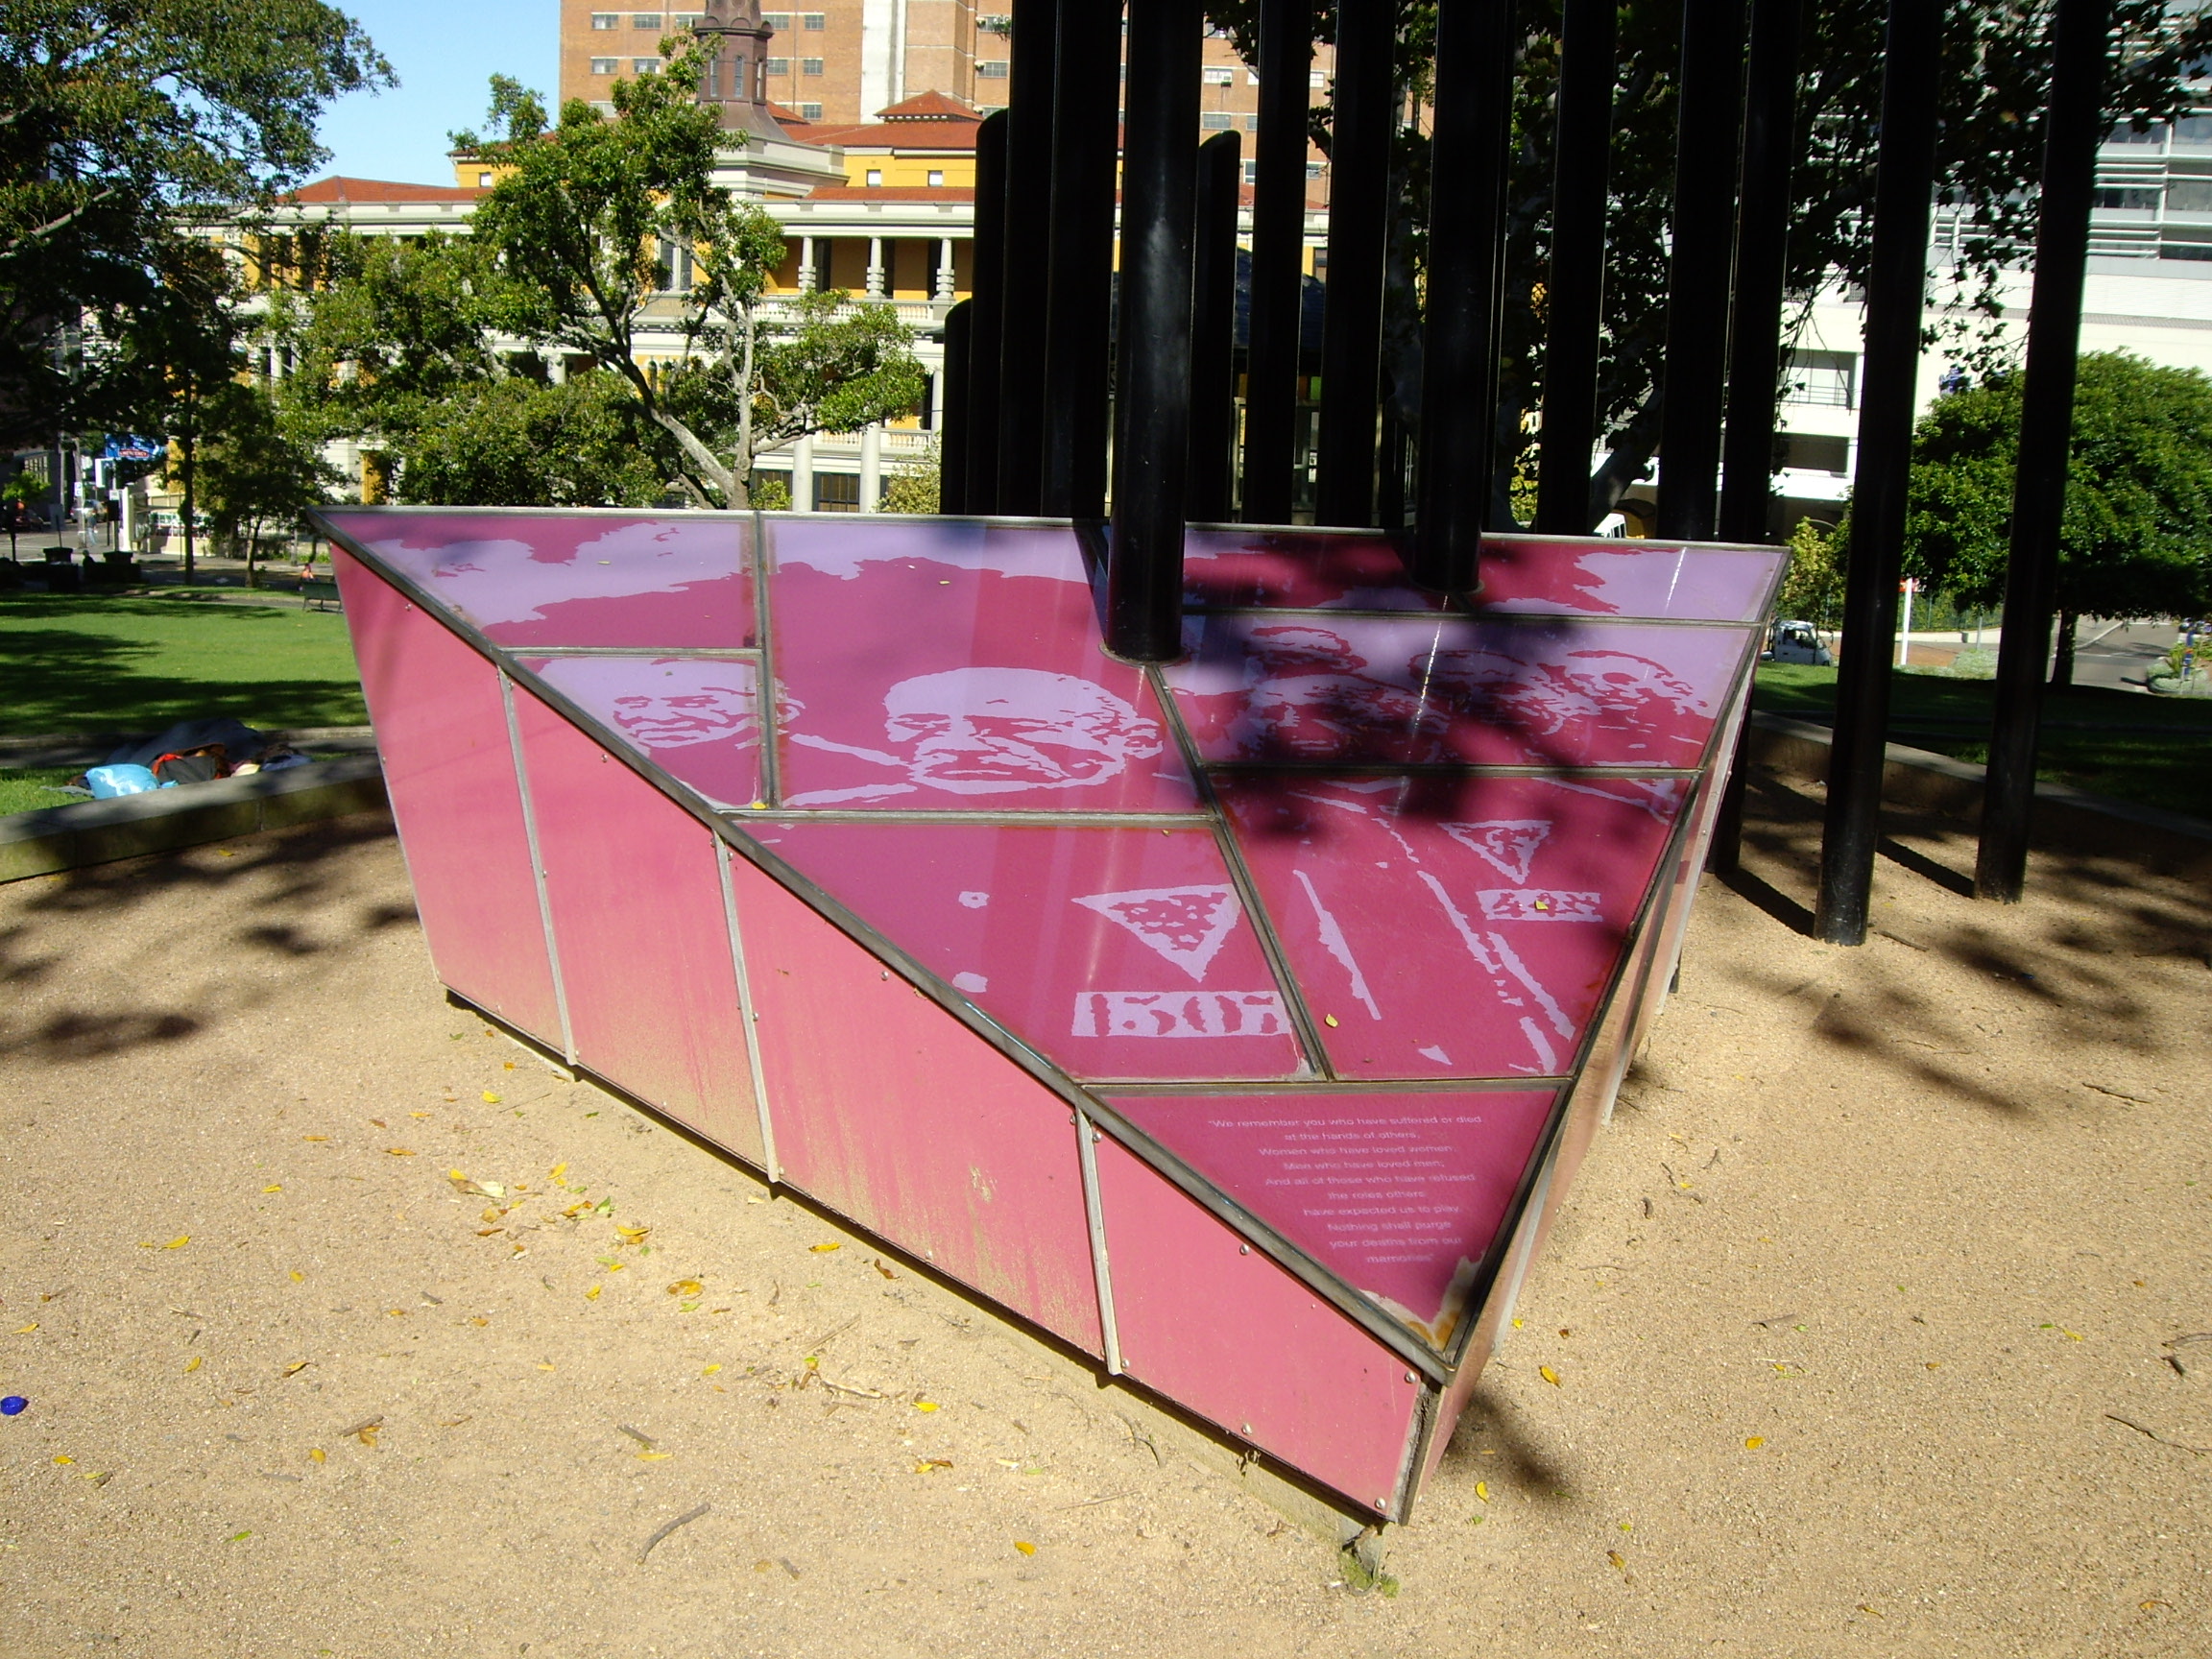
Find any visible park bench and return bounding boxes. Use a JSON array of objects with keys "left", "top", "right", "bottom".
[{"left": 301, "top": 576, "right": 341, "bottom": 612}]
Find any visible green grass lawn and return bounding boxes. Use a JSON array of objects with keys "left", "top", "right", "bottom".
[
  {"left": 1754, "top": 663, "right": 2212, "bottom": 821},
  {"left": 0, "top": 766, "right": 87, "bottom": 815},
  {"left": 0, "top": 590, "right": 366, "bottom": 737}
]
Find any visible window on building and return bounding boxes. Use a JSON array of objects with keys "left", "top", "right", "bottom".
[
  {"left": 763, "top": 11, "right": 790, "bottom": 26},
  {"left": 1309, "top": 70, "right": 1325, "bottom": 88},
  {"left": 1242, "top": 158, "right": 1258, "bottom": 183},
  {"left": 2109, "top": 121, "right": 2166, "bottom": 144},
  {"left": 1304, "top": 161, "right": 1322, "bottom": 180},
  {"left": 2171, "top": 179, "right": 2212, "bottom": 211},
  {"left": 2094, "top": 185, "right": 2162, "bottom": 209},
  {"left": 801, "top": 57, "right": 824, "bottom": 75},
  {"left": 590, "top": 12, "right": 617, "bottom": 27},
  {"left": 477, "top": 171, "right": 493, "bottom": 187},
  {"left": 1200, "top": 111, "right": 1231, "bottom": 131},
  {"left": 926, "top": 169, "right": 944, "bottom": 186},
  {"left": 1243, "top": 114, "right": 1260, "bottom": 132},
  {"left": 1246, "top": 69, "right": 1260, "bottom": 85},
  {"left": 590, "top": 57, "right": 618, "bottom": 74},
  {"left": 978, "top": 60, "right": 1009, "bottom": 78},
  {"left": 1202, "top": 65, "right": 1233, "bottom": 85},
  {"left": 2176, "top": 115, "right": 2212, "bottom": 144},
  {"left": 1785, "top": 349, "right": 1857, "bottom": 410},
  {"left": 1781, "top": 434, "right": 1851, "bottom": 475},
  {"left": 765, "top": 57, "right": 790, "bottom": 73},
  {"left": 632, "top": 12, "right": 661, "bottom": 26},
  {"left": 799, "top": 102, "right": 823, "bottom": 119},
  {"left": 632, "top": 58, "right": 661, "bottom": 73},
  {"left": 815, "top": 472, "right": 860, "bottom": 512},
  {"left": 803, "top": 11, "right": 826, "bottom": 27},
  {"left": 673, "top": 12, "right": 703, "bottom": 25},
  {"left": 865, "top": 168, "right": 883, "bottom": 186}
]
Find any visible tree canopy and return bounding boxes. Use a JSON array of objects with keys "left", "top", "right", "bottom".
[
  {"left": 1205, "top": 1, "right": 2212, "bottom": 526},
  {"left": 0, "top": 0, "right": 389, "bottom": 444},
  {"left": 1903, "top": 350, "right": 2212, "bottom": 632}
]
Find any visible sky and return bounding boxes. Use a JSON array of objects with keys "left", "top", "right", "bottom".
[{"left": 312, "top": 0, "right": 559, "bottom": 186}]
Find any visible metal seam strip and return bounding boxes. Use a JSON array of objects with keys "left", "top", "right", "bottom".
[
  {"left": 726, "top": 809, "right": 1215, "bottom": 827},
  {"left": 1140, "top": 661, "right": 1335, "bottom": 1082},
  {"left": 1184, "top": 604, "right": 1761, "bottom": 631},
  {"left": 514, "top": 646, "right": 762, "bottom": 660},
  {"left": 1073, "top": 1108, "right": 1122, "bottom": 1375},
  {"left": 1092, "top": 1075, "right": 1569, "bottom": 1096},
  {"left": 1386, "top": 1373, "right": 1438, "bottom": 1523},
  {"left": 750, "top": 508, "right": 781, "bottom": 807},
  {"left": 500, "top": 669, "right": 576, "bottom": 1068},
  {"left": 716, "top": 839, "right": 781, "bottom": 1185}
]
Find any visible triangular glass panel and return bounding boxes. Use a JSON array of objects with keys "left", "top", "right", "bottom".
[{"left": 519, "top": 654, "right": 765, "bottom": 808}]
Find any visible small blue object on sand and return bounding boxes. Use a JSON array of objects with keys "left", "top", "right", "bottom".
[{"left": 1, "top": 1396, "right": 27, "bottom": 1416}]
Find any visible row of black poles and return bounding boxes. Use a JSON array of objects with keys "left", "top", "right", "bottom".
[{"left": 1239, "top": 0, "right": 1311, "bottom": 525}]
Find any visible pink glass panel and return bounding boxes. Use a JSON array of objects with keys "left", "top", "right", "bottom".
[
  {"left": 1106, "top": 1089, "right": 1556, "bottom": 1350},
  {"left": 512, "top": 688, "right": 764, "bottom": 1167},
  {"left": 757, "top": 821, "right": 1306, "bottom": 1082},
  {"left": 726, "top": 849, "right": 1103, "bottom": 1355},
  {"left": 1180, "top": 527, "right": 1782, "bottom": 623},
  {"left": 1215, "top": 774, "right": 1682, "bottom": 1079},
  {"left": 519, "top": 656, "right": 764, "bottom": 808},
  {"left": 767, "top": 518, "right": 1197, "bottom": 811},
  {"left": 325, "top": 510, "right": 754, "bottom": 649},
  {"left": 1093, "top": 1136, "right": 1422, "bottom": 1515},
  {"left": 333, "top": 549, "right": 565, "bottom": 1046},
  {"left": 1167, "top": 613, "right": 1752, "bottom": 770}
]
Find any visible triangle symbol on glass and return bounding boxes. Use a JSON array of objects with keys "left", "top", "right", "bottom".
[
  {"left": 1440, "top": 819, "right": 1552, "bottom": 883},
  {"left": 1072, "top": 885, "right": 1241, "bottom": 982}
]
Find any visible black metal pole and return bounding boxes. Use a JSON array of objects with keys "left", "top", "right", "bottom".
[
  {"left": 1107, "top": 0, "right": 1201, "bottom": 661},
  {"left": 965, "top": 109, "right": 1009, "bottom": 514},
  {"left": 1413, "top": 0, "right": 1515, "bottom": 592},
  {"left": 1534, "top": 0, "right": 1618, "bottom": 536},
  {"left": 1239, "top": 0, "right": 1312, "bottom": 524},
  {"left": 996, "top": 0, "right": 1057, "bottom": 515},
  {"left": 1813, "top": 0, "right": 1942, "bottom": 946},
  {"left": 1977, "top": 0, "right": 2110, "bottom": 902},
  {"left": 1189, "top": 130, "right": 1242, "bottom": 522},
  {"left": 940, "top": 299, "right": 972, "bottom": 515},
  {"left": 1312, "top": 0, "right": 1393, "bottom": 527},
  {"left": 1654, "top": 0, "right": 1748, "bottom": 541},
  {"left": 1040, "top": 0, "right": 1124, "bottom": 519},
  {"left": 1707, "top": 0, "right": 1803, "bottom": 877},
  {"left": 1716, "top": 0, "right": 1803, "bottom": 544}
]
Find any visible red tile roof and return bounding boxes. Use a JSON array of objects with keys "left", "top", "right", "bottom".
[
  {"left": 283, "top": 176, "right": 484, "bottom": 205},
  {"left": 877, "top": 90, "right": 980, "bottom": 122}
]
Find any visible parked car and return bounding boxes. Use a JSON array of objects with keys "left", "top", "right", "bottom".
[{"left": 1764, "top": 619, "right": 1834, "bottom": 665}]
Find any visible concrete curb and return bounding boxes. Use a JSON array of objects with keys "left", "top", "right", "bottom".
[
  {"left": 0, "top": 756, "right": 388, "bottom": 883},
  {"left": 0, "top": 726, "right": 378, "bottom": 769},
  {"left": 1746, "top": 711, "right": 2212, "bottom": 879}
]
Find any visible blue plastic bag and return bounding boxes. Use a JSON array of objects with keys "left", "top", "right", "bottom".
[{"left": 84, "top": 764, "right": 171, "bottom": 798}]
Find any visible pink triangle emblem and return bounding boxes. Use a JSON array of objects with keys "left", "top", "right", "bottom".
[
  {"left": 1441, "top": 819, "right": 1552, "bottom": 883},
  {"left": 1072, "top": 885, "right": 1242, "bottom": 982}
]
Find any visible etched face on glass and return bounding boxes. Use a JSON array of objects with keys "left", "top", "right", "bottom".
[
  {"left": 1231, "top": 625, "right": 1449, "bottom": 759},
  {"left": 882, "top": 667, "right": 1164, "bottom": 794},
  {"left": 538, "top": 657, "right": 760, "bottom": 750}
]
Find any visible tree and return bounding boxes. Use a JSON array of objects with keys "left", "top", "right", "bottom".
[
  {"left": 1204, "top": 2, "right": 2212, "bottom": 527},
  {"left": 1, "top": 469, "right": 42, "bottom": 559},
  {"left": 0, "top": 0, "right": 389, "bottom": 445},
  {"left": 454, "top": 55, "right": 925, "bottom": 507},
  {"left": 1777, "top": 515, "right": 1845, "bottom": 630},
  {"left": 195, "top": 377, "right": 340, "bottom": 576},
  {"left": 1901, "top": 351, "right": 2212, "bottom": 685}
]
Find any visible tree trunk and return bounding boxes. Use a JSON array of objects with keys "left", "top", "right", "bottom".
[
  {"left": 2050, "top": 609, "right": 2078, "bottom": 687},
  {"left": 180, "top": 429, "right": 196, "bottom": 583}
]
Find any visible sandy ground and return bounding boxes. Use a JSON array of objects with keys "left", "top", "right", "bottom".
[{"left": 1, "top": 768, "right": 2206, "bottom": 1658}]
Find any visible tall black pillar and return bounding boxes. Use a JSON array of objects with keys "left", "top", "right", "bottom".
[
  {"left": 1413, "top": 0, "right": 1515, "bottom": 592},
  {"left": 1654, "top": 0, "right": 1748, "bottom": 541},
  {"left": 1107, "top": 0, "right": 1201, "bottom": 661},
  {"left": 1977, "top": 0, "right": 2110, "bottom": 902},
  {"left": 1534, "top": 0, "right": 1618, "bottom": 536},
  {"left": 940, "top": 299, "right": 972, "bottom": 515},
  {"left": 1239, "top": 0, "right": 1312, "bottom": 524},
  {"left": 1189, "top": 130, "right": 1242, "bottom": 522},
  {"left": 1716, "top": 0, "right": 1803, "bottom": 544},
  {"left": 1312, "top": 0, "right": 1393, "bottom": 527},
  {"left": 964, "top": 109, "right": 1009, "bottom": 514},
  {"left": 996, "top": 0, "right": 1057, "bottom": 515},
  {"left": 1040, "top": 0, "right": 1124, "bottom": 519},
  {"left": 1814, "top": 0, "right": 1942, "bottom": 946}
]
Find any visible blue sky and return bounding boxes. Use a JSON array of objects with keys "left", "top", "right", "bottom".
[{"left": 313, "top": 0, "right": 559, "bottom": 185}]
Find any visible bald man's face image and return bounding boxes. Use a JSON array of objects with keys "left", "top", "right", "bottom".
[{"left": 883, "top": 667, "right": 1164, "bottom": 795}]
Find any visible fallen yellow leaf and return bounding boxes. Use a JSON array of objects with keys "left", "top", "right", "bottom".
[
  {"left": 283, "top": 1360, "right": 311, "bottom": 1377},
  {"left": 637, "top": 1452, "right": 670, "bottom": 1461},
  {"left": 1475, "top": 1480, "right": 1489, "bottom": 1502},
  {"left": 13, "top": 1322, "right": 36, "bottom": 1334},
  {"left": 1014, "top": 1540, "right": 1037, "bottom": 1556},
  {"left": 809, "top": 1242, "right": 841, "bottom": 1254},
  {"left": 309, "top": 1448, "right": 325, "bottom": 1464},
  {"left": 914, "top": 1401, "right": 940, "bottom": 1413},
  {"left": 1744, "top": 1436, "right": 1766, "bottom": 1450},
  {"left": 163, "top": 1236, "right": 189, "bottom": 1250},
  {"left": 1608, "top": 1550, "right": 1626, "bottom": 1572},
  {"left": 262, "top": 1184, "right": 282, "bottom": 1194},
  {"left": 482, "top": 1092, "right": 501, "bottom": 1104},
  {"left": 666, "top": 1279, "right": 704, "bottom": 1297},
  {"left": 585, "top": 1285, "right": 602, "bottom": 1301},
  {"left": 53, "top": 1455, "right": 72, "bottom": 1465},
  {"left": 409, "top": 1111, "right": 432, "bottom": 1118},
  {"left": 702, "top": 1363, "right": 722, "bottom": 1376},
  {"left": 550, "top": 1163, "right": 567, "bottom": 1182},
  {"left": 1323, "top": 1014, "right": 1340, "bottom": 1028},
  {"left": 1539, "top": 1364, "right": 1560, "bottom": 1386},
  {"left": 1511, "top": 1317, "right": 1524, "bottom": 1329},
  {"left": 183, "top": 1356, "right": 203, "bottom": 1374},
  {"left": 614, "top": 1224, "right": 649, "bottom": 1240},
  {"left": 385, "top": 1148, "right": 416, "bottom": 1157},
  {"left": 537, "top": 1362, "right": 555, "bottom": 1372},
  {"left": 289, "top": 1270, "right": 303, "bottom": 1283},
  {"left": 914, "top": 1458, "right": 952, "bottom": 1473},
  {"left": 448, "top": 1168, "right": 468, "bottom": 1183},
  {"left": 301, "top": 1135, "right": 327, "bottom": 1142}
]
